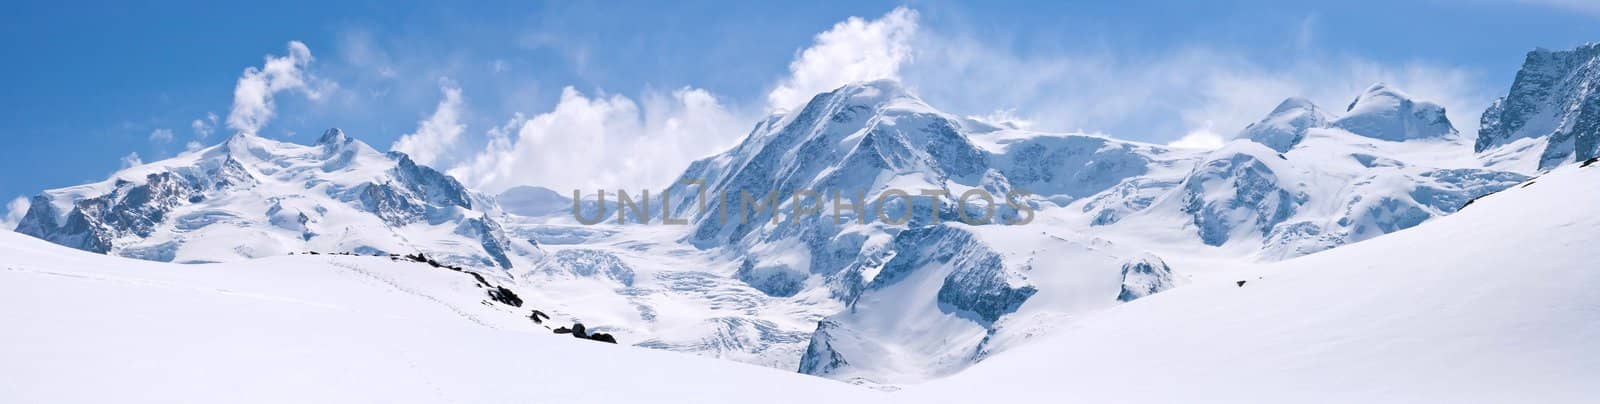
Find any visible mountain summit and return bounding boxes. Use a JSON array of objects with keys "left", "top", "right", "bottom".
[
  {"left": 1237, "top": 96, "right": 1332, "bottom": 152},
  {"left": 14, "top": 130, "right": 529, "bottom": 269},
  {"left": 1331, "top": 83, "right": 1458, "bottom": 141},
  {"left": 1237, "top": 83, "right": 1457, "bottom": 152}
]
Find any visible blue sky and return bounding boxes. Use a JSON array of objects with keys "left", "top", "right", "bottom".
[{"left": 2, "top": 0, "right": 1598, "bottom": 209}]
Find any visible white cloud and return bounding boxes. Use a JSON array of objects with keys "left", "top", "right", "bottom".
[
  {"left": 899, "top": 32, "right": 1490, "bottom": 143},
  {"left": 450, "top": 86, "right": 745, "bottom": 194},
  {"left": 226, "top": 41, "right": 328, "bottom": 136},
  {"left": 437, "top": 6, "right": 1493, "bottom": 195},
  {"left": 1167, "top": 122, "right": 1226, "bottom": 150},
  {"left": 1, "top": 196, "right": 28, "bottom": 231},
  {"left": 970, "top": 109, "right": 1035, "bottom": 130},
  {"left": 185, "top": 141, "right": 203, "bottom": 152},
  {"left": 120, "top": 152, "right": 143, "bottom": 169},
  {"left": 766, "top": 7, "right": 918, "bottom": 111},
  {"left": 391, "top": 78, "right": 466, "bottom": 166},
  {"left": 191, "top": 112, "right": 218, "bottom": 138},
  {"left": 148, "top": 128, "right": 174, "bottom": 143}
]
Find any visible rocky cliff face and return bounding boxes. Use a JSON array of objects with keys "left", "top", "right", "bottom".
[{"left": 1478, "top": 43, "right": 1600, "bottom": 172}]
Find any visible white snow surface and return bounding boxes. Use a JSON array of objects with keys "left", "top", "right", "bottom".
[
  {"left": 897, "top": 161, "right": 1600, "bottom": 402},
  {"left": 0, "top": 229, "right": 869, "bottom": 403},
  {"left": 6, "top": 77, "right": 1591, "bottom": 400},
  {"left": 6, "top": 157, "right": 1596, "bottom": 402}
]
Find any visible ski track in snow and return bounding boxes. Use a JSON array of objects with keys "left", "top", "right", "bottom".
[
  {"left": 2, "top": 264, "right": 354, "bottom": 314},
  {"left": 327, "top": 260, "right": 498, "bottom": 329}
]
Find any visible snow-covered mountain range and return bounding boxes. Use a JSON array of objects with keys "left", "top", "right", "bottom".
[
  {"left": 14, "top": 129, "right": 536, "bottom": 270},
  {"left": 8, "top": 41, "right": 1600, "bottom": 395},
  {"left": 6, "top": 134, "right": 1595, "bottom": 403},
  {"left": 1100, "top": 83, "right": 1526, "bottom": 260}
]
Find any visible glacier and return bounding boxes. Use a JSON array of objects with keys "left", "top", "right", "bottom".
[{"left": 11, "top": 42, "right": 1599, "bottom": 392}]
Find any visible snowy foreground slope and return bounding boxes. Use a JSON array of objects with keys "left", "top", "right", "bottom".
[
  {"left": 893, "top": 161, "right": 1600, "bottom": 402},
  {"left": 0, "top": 230, "right": 866, "bottom": 403},
  {"left": 5, "top": 158, "right": 1595, "bottom": 402}
]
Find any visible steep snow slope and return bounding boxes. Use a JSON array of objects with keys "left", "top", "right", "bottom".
[
  {"left": 1478, "top": 42, "right": 1600, "bottom": 172},
  {"left": 0, "top": 229, "right": 871, "bottom": 403},
  {"left": 898, "top": 161, "right": 1600, "bottom": 402},
  {"left": 14, "top": 129, "right": 529, "bottom": 270}
]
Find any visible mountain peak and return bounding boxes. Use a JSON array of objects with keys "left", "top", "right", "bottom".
[
  {"left": 16, "top": 124, "right": 515, "bottom": 268},
  {"left": 317, "top": 128, "right": 351, "bottom": 146},
  {"left": 842, "top": 78, "right": 910, "bottom": 95},
  {"left": 1345, "top": 82, "right": 1404, "bottom": 112},
  {"left": 1331, "top": 82, "right": 1457, "bottom": 141},
  {"left": 1237, "top": 97, "right": 1329, "bottom": 152},
  {"left": 818, "top": 79, "right": 921, "bottom": 109},
  {"left": 1272, "top": 97, "right": 1320, "bottom": 114}
]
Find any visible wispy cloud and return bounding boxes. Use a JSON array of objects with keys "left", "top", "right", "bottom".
[
  {"left": 1167, "top": 122, "right": 1226, "bottom": 150},
  {"left": 898, "top": 23, "right": 1490, "bottom": 142},
  {"left": 391, "top": 78, "right": 467, "bottom": 166},
  {"left": 148, "top": 128, "right": 175, "bottom": 143},
  {"left": 422, "top": 6, "right": 1492, "bottom": 192},
  {"left": 1, "top": 196, "right": 28, "bottom": 230},
  {"left": 766, "top": 7, "right": 918, "bottom": 111},
  {"left": 119, "top": 152, "right": 143, "bottom": 169},
  {"left": 190, "top": 112, "right": 218, "bottom": 138},
  {"left": 227, "top": 41, "right": 331, "bottom": 136}
]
